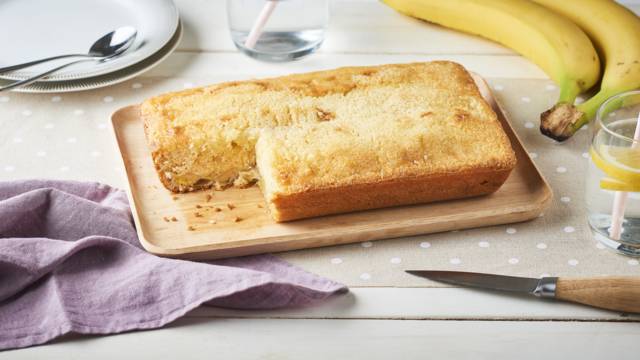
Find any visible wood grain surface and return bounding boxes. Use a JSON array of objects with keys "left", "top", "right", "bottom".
[{"left": 556, "top": 277, "right": 640, "bottom": 314}]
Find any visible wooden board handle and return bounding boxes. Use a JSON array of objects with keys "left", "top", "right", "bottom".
[{"left": 556, "top": 277, "right": 640, "bottom": 313}]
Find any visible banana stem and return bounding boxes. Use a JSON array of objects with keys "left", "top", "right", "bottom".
[
  {"left": 539, "top": 79, "right": 585, "bottom": 141},
  {"left": 573, "top": 89, "right": 617, "bottom": 129},
  {"left": 557, "top": 79, "right": 582, "bottom": 104},
  {"left": 540, "top": 103, "right": 583, "bottom": 141}
]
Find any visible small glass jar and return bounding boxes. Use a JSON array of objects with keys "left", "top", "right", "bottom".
[
  {"left": 227, "top": 0, "right": 329, "bottom": 62},
  {"left": 586, "top": 90, "right": 640, "bottom": 256}
]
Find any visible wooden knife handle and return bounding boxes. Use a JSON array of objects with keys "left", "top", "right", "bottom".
[{"left": 556, "top": 277, "right": 640, "bottom": 313}]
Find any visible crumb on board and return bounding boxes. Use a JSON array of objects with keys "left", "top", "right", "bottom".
[
  {"left": 214, "top": 207, "right": 222, "bottom": 212},
  {"left": 208, "top": 219, "right": 216, "bottom": 224},
  {"left": 257, "top": 204, "right": 263, "bottom": 208},
  {"left": 188, "top": 225, "right": 196, "bottom": 231},
  {"left": 227, "top": 203, "right": 236, "bottom": 210},
  {"left": 194, "top": 212, "right": 203, "bottom": 218},
  {"left": 171, "top": 216, "right": 178, "bottom": 222},
  {"left": 206, "top": 194, "right": 213, "bottom": 202},
  {"left": 233, "top": 216, "right": 241, "bottom": 222},
  {"left": 163, "top": 216, "right": 170, "bottom": 222},
  {"left": 172, "top": 196, "right": 179, "bottom": 201},
  {"left": 196, "top": 204, "right": 202, "bottom": 209}
]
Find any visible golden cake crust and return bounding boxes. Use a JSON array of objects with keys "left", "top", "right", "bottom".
[
  {"left": 264, "top": 168, "right": 514, "bottom": 222},
  {"left": 250, "top": 64, "right": 516, "bottom": 221}
]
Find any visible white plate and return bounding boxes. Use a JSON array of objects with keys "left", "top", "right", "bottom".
[
  {"left": 0, "top": 22, "right": 182, "bottom": 93},
  {"left": 0, "top": 0, "right": 179, "bottom": 81}
]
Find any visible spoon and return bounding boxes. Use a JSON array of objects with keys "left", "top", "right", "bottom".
[{"left": 0, "top": 26, "right": 137, "bottom": 91}]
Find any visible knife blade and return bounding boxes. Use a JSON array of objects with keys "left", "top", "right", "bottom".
[
  {"left": 406, "top": 270, "right": 556, "bottom": 296},
  {"left": 406, "top": 270, "right": 640, "bottom": 314}
]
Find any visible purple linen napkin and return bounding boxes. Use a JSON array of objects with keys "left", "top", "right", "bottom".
[{"left": 0, "top": 180, "right": 347, "bottom": 350}]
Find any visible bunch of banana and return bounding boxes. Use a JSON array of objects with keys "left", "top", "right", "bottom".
[
  {"left": 382, "top": 0, "right": 640, "bottom": 142},
  {"left": 533, "top": 0, "right": 640, "bottom": 141}
]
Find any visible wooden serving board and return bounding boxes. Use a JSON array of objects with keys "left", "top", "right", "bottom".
[{"left": 111, "top": 75, "right": 552, "bottom": 259}]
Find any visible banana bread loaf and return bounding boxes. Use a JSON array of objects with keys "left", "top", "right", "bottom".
[{"left": 141, "top": 61, "right": 516, "bottom": 221}]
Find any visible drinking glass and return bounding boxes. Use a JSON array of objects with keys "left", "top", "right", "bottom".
[
  {"left": 227, "top": 0, "right": 330, "bottom": 62},
  {"left": 586, "top": 90, "right": 640, "bottom": 256}
]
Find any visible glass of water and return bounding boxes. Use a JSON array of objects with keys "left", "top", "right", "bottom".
[
  {"left": 586, "top": 90, "right": 640, "bottom": 256},
  {"left": 227, "top": 0, "right": 329, "bottom": 62}
]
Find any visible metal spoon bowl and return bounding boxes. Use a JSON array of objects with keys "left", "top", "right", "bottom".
[{"left": 87, "top": 26, "right": 138, "bottom": 58}]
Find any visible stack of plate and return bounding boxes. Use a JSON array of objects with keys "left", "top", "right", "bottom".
[{"left": 0, "top": 0, "right": 181, "bottom": 93}]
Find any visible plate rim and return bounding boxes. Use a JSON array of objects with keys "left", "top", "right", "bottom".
[
  {"left": 0, "top": 0, "right": 179, "bottom": 82},
  {"left": 1, "top": 21, "right": 183, "bottom": 93}
]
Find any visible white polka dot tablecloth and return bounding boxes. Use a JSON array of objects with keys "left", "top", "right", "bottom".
[{"left": 1, "top": 77, "right": 639, "bottom": 287}]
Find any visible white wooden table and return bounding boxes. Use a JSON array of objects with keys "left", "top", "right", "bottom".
[{"left": 5, "top": 1, "right": 640, "bottom": 358}]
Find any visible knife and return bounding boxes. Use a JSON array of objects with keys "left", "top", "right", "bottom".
[{"left": 406, "top": 270, "right": 640, "bottom": 314}]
